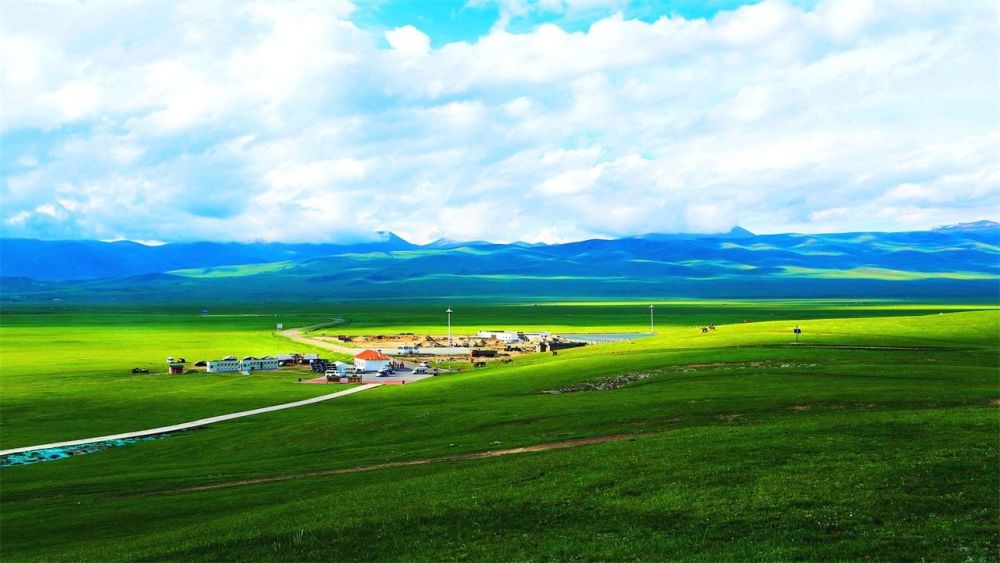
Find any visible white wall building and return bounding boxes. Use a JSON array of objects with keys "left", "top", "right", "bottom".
[
  {"left": 354, "top": 349, "right": 391, "bottom": 372},
  {"left": 477, "top": 330, "right": 523, "bottom": 343},
  {"left": 240, "top": 357, "right": 280, "bottom": 371},
  {"left": 207, "top": 359, "right": 240, "bottom": 373}
]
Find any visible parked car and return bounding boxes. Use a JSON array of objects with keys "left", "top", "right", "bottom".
[
  {"left": 418, "top": 361, "right": 430, "bottom": 368},
  {"left": 343, "top": 367, "right": 362, "bottom": 375},
  {"left": 377, "top": 367, "right": 393, "bottom": 377},
  {"left": 411, "top": 367, "right": 428, "bottom": 374}
]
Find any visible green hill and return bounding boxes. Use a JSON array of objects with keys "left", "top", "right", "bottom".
[{"left": 1, "top": 304, "right": 997, "bottom": 560}]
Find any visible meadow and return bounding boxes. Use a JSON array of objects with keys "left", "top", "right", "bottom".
[{"left": 0, "top": 301, "right": 997, "bottom": 560}]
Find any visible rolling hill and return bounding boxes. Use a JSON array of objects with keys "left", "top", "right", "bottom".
[{"left": 1, "top": 223, "right": 997, "bottom": 302}]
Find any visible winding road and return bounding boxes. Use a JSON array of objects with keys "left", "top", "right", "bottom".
[{"left": 279, "top": 318, "right": 359, "bottom": 355}]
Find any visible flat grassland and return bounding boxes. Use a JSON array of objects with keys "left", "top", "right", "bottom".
[{"left": 1, "top": 301, "right": 997, "bottom": 560}]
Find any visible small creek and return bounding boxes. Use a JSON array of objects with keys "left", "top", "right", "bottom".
[{"left": 1, "top": 432, "right": 183, "bottom": 467}]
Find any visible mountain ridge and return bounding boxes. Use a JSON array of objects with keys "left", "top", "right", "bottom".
[{"left": 1, "top": 222, "right": 997, "bottom": 302}]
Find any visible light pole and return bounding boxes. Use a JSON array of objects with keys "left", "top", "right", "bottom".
[
  {"left": 649, "top": 304, "right": 655, "bottom": 335},
  {"left": 446, "top": 308, "right": 453, "bottom": 346}
]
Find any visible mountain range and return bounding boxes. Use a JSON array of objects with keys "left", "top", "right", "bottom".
[{"left": 1, "top": 222, "right": 997, "bottom": 302}]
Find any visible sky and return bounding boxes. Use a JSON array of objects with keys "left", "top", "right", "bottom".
[{"left": 1, "top": 0, "right": 997, "bottom": 244}]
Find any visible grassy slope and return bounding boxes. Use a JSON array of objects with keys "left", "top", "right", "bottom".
[
  {"left": 1, "top": 305, "right": 997, "bottom": 560},
  {"left": 0, "top": 310, "right": 353, "bottom": 448},
  {"left": 311, "top": 300, "right": 994, "bottom": 336},
  {"left": 1, "top": 301, "right": 988, "bottom": 447}
]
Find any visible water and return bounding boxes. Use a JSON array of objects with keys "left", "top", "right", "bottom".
[
  {"left": 1, "top": 433, "right": 181, "bottom": 467},
  {"left": 558, "top": 333, "right": 652, "bottom": 343}
]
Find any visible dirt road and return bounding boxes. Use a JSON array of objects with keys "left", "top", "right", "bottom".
[
  {"left": 280, "top": 320, "right": 447, "bottom": 373},
  {"left": 280, "top": 319, "right": 359, "bottom": 355}
]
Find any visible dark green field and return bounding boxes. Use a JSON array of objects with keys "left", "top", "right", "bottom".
[{"left": 1, "top": 301, "right": 998, "bottom": 560}]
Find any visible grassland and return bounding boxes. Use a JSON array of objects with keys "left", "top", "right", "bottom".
[
  {"left": 0, "top": 308, "right": 353, "bottom": 447},
  {"left": 1, "top": 301, "right": 998, "bottom": 560}
]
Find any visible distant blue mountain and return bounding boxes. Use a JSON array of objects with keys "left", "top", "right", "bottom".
[
  {"left": 0, "top": 232, "right": 415, "bottom": 281},
  {"left": 1, "top": 223, "right": 997, "bottom": 301}
]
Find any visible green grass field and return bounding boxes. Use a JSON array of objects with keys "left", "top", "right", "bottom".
[{"left": 1, "top": 301, "right": 998, "bottom": 560}]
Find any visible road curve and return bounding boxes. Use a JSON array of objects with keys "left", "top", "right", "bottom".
[
  {"left": 0, "top": 384, "right": 380, "bottom": 456},
  {"left": 280, "top": 318, "right": 359, "bottom": 355}
]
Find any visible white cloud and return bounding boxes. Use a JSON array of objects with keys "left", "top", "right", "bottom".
[
  {"left": 386, "top": 25, "right": 431, "bottom": 55},
  {"left": 1, "top": 0, "right": 997, "bottom": 243}
]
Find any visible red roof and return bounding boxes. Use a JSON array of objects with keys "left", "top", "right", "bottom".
[{"left": 355, "top": 349, "right": 390, "bottom": 360}]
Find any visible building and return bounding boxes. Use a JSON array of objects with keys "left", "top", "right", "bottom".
[
  {"left": 241, "top": 357, "right": 280, "bottom": 372},
  {"left": 276, "top": 353, "right": 300, "bottom": 366},
  {"left": 207, "top": 356, "right": 280, "bottom": 373},
  {"left": 207, "top": 359, "right": 240, "bottom": 373},
  {"left": 478, "top": 330, "right": 523, "bottom": 343},
  {"left": 354, "top": 349, "right": 390, "bottom": 372}
]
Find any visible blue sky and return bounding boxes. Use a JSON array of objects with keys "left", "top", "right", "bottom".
[
  {"left": 352, "top": 1, "right": 812, "bottom": 46},
  {"left": 1, "top": 0, "right": 997, "bottom": 244}
]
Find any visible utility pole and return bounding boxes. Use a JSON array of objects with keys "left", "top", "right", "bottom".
[
  {"left": 446, "top": 308, "right": 453, "bottom": 346},
  {"left": 649, "top": 304, "right": 655, "bottom": 334}
]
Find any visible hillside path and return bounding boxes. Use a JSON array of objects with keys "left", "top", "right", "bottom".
[
  {"left": 125, "top": 433, "right": 636, "bottom": 497},
  {"left": 0, "top": 384, "right": 380, "bottom": 456}
]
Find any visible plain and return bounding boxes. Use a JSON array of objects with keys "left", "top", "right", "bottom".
[{"left": 0, "top": 301, "right": 997, "bottom": 560}]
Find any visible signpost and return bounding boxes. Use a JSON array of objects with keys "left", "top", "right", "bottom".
[
  {"left": 794, "top": 325, "right": 802, "bottom": 344},
  {"left": 649, "top": 304, "right": 655, "bottom": 335}
]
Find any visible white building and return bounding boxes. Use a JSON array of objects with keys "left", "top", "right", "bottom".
[
  {"left": 240, "top": 357, "right": 280, "bottom": 372},
  {"left": 207, "top": 359, "right": 240, "bottom": 373},
  {"left": 354, "top": 349, "right": 391, "bottom": 372},
  {"left": 208, "top": 357, "right": 280, "bottom": 373},
  {"left": 477, "top": 330, "right": 523, "bottom": 343}
]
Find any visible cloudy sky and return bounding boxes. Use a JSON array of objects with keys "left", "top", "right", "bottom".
[{"left": 2, "top": 0, "right": 997, "bottom": 244}]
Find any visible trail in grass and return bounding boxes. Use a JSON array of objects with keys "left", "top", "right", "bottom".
[
  {"left": 124, "top": 433, "right": 635, "bottom": 497},
  {"left": 280, "top": 318, "right": 358, "bottom": 355},
  {"left": 0, "top": 384, "right": 379, "bottom": 456}
]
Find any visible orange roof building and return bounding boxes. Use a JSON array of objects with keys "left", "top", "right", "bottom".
[
  {"left": 355, "top": 349, "right": 390, "bottom": 361},
  {"left": 354, "top": 349, "right": 391, "bottom": 372}
]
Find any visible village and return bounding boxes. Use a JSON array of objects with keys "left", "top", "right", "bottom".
[{"left": 149, "top": 329, "right": 592, "bottom": 385}]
